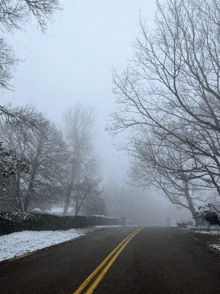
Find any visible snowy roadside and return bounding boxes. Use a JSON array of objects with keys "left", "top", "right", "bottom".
[
  {"left": 194, "top": 230, "right": 220, "bottom": 235},
  {"left": 0, "top": 226, "right": 121, "bottom": 262},
  {"left": 190, "top": 228, "right": 220, "bottom": 252},
  {"left": 4, "top": 226, "right": 220, "bottom": 263}
]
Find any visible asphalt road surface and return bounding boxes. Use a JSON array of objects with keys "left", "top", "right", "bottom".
[{"left": 1, "top": 227, "right": 220, "bottom": 294}]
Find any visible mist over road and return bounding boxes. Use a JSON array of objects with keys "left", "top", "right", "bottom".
[{"left": 1, "top": 227, "right": 220, "bottom": 293}]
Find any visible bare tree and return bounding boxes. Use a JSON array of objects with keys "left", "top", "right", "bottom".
[
  {"left": 0, "top": 0, "right": 60, "bottom": 32},
  {"left": 0, "top": 0, "right": 60, "bottom": 123},
  {"left": 0, "top": 0, "right": 60, "bottom": 192},
  {"left": 0, "top": 113, "right": 68, "bottom": 212},
  {"left": 71, "top": 175, "right": 103, "bottom": 217},
  {"left": 110, "top": 0, "right": 220, "bottom": 199},
  {"left": 62, "top": 104, "right": 102, "bottom": 216},
  {"left": 128, "top": 132, "right": 206, "bottom": 225}
]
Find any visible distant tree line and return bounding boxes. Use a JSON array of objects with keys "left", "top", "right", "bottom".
[{"left": 110, "top": 0, "right": 220, "bottom": 225}]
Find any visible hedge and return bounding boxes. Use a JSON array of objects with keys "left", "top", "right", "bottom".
[{"left": 0, "top": 212, "right": 122, "bottom": 236}]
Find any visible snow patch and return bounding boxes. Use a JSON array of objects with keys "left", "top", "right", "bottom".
[
  {"left": 0, "top": 228, "right": 92, "bottom": 262},
  {"left": 210, "top": 244, "right": 220, "bottom": 250},
  {"left": 194, "top": 230, "right": 220, "bottom": 235}
]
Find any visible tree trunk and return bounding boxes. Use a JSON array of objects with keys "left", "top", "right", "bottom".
[
  {"left": 23, "top": 168, "right": 37, "bottom": 212},
  {"left": 63, "top": 190, "right": 71, "bottom": 216},
  {"left": 183, "top": 180, "right": 199, "bottom": 226},
  {"left": 63, "top": 181, "right": 75, "bottom": 216},
  {"left": 23, "top": 196, "right": 31, "bottom": 212},
  {"left": 75, "top": 195, "right": 79, "bottom": 217},
  {"left": 15, "top": 173, "right": 23, "bottom": 211},
  {"left": 63, "top": 160, "right": 79, "bottom": 216}
]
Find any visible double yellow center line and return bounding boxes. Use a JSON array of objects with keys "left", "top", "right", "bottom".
[{"left": 73, "top": 227, "right": 144, "bottom": 294}]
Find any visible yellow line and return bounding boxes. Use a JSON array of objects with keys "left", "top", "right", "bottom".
[
  {"left": 84, "top": 227, "right": 143, "bottom": 294},
  {"left": 73, "top": 228, "right": 142, "bottom": 294}
]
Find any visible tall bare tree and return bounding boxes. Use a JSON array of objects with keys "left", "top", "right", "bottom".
[
  {"left": 111, "top": 0, "right": 220, "bottom": 200},
  {"left": 128, "top": 131, "right": 206, "bottom": 224},
  {"left": 62, "top": 104, "right": 102, "bottom": 216}
]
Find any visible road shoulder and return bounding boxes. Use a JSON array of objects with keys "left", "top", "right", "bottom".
[{"left": 187, "top": 228, "right": 220, "bottom": 254}]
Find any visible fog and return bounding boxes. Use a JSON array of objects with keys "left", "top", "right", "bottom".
[
  {"left": 103, "top": 178, "right": 191, "bottom": 226},
  {"left": 0, "top": 0, "right": 193, "bottom": 223},
  {"left": 2, "top": 0, "right": 154, "bottom": 181}
]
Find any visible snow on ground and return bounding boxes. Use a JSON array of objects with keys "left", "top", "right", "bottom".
[
  {"left": 0, "top": 228, "right": 93, "bottom": 262},
  {"left": 194, "top": 229, "right": 220, "bottom": 252},
  {"left": 194, "top": 230, "right": 220, "bottom": 235},
  {"left": 0, "top": 225, "right": 123, "bottom": 262},
  {"left": 92, "top": 225, "right": 122, "bottom": 228},
  {"left": 210, "top": 244, "right": 220, "bottom": 250}
]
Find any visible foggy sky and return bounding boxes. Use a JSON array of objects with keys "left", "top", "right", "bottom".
[
  {"left": 2, "top": 0, "right": 156, "bottom": 181},
  {"left": 1, "top": 0, "right": 192, "bottom": 223}
]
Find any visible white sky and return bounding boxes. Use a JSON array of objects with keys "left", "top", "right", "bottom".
[{"left": 1, "top": 0, "right": 156, "bottom": 182}]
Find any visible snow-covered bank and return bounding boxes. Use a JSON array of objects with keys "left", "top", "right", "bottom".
[
  {"left": 194, "top": 230, "right": 220, "bottom": 235},
  {"left": 0, "top": 228, "right": 94, "bottom": 262},
  {"left": 0, "top": 225, "right": 124, "bottom": 262},
  {"left": 193, "top": 229, "right": 220, "bottom": 252}
]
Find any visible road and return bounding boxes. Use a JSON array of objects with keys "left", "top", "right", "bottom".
[{"left": 1, "top": 227, "right": 220, "bottom": 293}]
